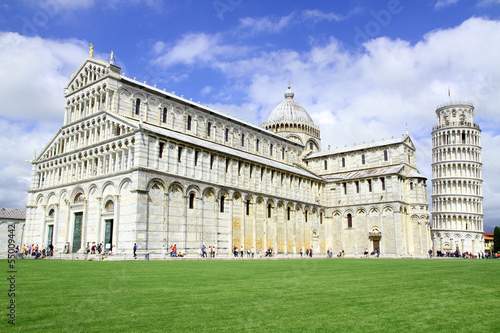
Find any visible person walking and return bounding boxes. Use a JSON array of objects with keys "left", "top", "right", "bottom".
[
  {"left": 161, "top": 245, "right": 166, "bottom": 259},
  {"left": 133, "top": 243, "right": 137, "bottom": 259}
]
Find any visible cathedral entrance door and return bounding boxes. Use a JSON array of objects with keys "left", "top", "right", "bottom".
[
  {"left": 372, "top": 239, "right": 380, "bottom": 252},
  {"left": 105, "top": 219, "right": 113, "bottom": 251},
  {"left": 47, "top": 224, "right": 54, "bottom": 248},
  {"left": 72, "top": 213, "right": 83, "bottom": 253}
]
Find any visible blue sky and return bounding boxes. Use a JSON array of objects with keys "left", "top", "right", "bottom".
[{"left": 0, "top": 0, "right": 499, "bottom": 231}]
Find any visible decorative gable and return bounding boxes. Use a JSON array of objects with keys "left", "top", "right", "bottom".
[{"left": 64, "top": 56, "right": 120, "bottom": 96}]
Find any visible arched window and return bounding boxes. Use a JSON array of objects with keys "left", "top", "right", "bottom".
[
  {"left": 270, "top": 144, "right": 273, "bottom": 156},
  {"left": 207, "top": 122, "right": 211, "bottom": 137},
  {"left": 225, "top": 128, "right": 229, "bottom": 142},
  {"left": 74, "top": 193, "right": 84, "bottom": 203},
  {"left": 105, "top": 200, "right": 114, "bottom": 212},
  {"left": 362, "top": 154, "right": 366, "bottom": 164},
  {"left": 309, "top": 142, "right": 313, "bottom": 150},
  {"left": 220, "top": 195, "right": 225, "bottom": 213},
  {"left": 48, "top": 208, "right": 55, "bottom": 218},
  {"left": 189, "top": 193, "right": 195, "bottom": 209},
  {"left": 135, "top": 98, "right": 141, "bottom": 115},
  {"left": 187, "top": 115, "right": 192, "bottom": 131},
  {"left": 305, "top": 210, "right": 308, "bottom": 222},
  {"left": 347, "top": 213, "right": 353, "bottom": 228},
  {"left": 287, "top": 207, "right": 291, "bottom": 220},
  {"left": 241, "top": 134, "right": 245, "bottom": 146},
  {"left": 246, "top": 200, "right": 250, "bottom": 216},
  {"left": 256, "top": 139, "right": 260, "bottom": 151},
  {"left": 342, "top": 157, "right": 345, "bottom": 167},
  {"left": 384, "top": 150, "right": 388, "bottom": 161},
  {"left": 162, "top": 107, "right": 167, "bottom": 123},
  {"left": 410, "top": 182, "right": 414, "bottom": 190},
  {"left": 267, "top": 204, "right": 272, "bottom": 218},
  {"left": 324, "top": 160, "right": 328, "bottom": 170}
]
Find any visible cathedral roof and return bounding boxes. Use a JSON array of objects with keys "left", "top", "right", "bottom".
[
  {"left": 306, "top": 135, "right": 413, "bottom": 159},
  {"left": 264, "top": 87, "right": 314, "bottom": 125}
]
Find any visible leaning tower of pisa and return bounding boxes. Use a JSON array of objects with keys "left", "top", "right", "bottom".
[{"left": 431, "top": 102, "right": 484, "bottom": 255}]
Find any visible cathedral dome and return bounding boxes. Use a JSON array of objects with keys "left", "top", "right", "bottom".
[{"left": 265, "top": 87, "right": 314, "bottom": 124}]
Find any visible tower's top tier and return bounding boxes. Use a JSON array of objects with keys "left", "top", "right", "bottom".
[{"left": 434, "top": 102, "right": 479, "bottom": 131}]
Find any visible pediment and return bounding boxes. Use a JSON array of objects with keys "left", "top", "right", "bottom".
[
  {"left": 403, "top": 135, "right": 415, "bottom": 150},
  {"left": 64, "top": 57, "right": 120, "bottom": 95}
]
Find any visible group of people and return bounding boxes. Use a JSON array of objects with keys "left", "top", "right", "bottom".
[
  {"left": 85, "top": 242, "right": 105, "bottom": 254},
  {"left": 18, "top": 244, "right": 52, "bottom": 259},
  {"left": 159, "top": 244, "right": 184, "bottom": 258},
  {"left": 432, "top": 249, "right": 490, "bottom": 259},
  {"left": 229, "top": 246, "right": 258, "bottom": 258},
  {"left": 201, "top": 245, "right": 216, "bottom": 258},
  {"left": 298, "top": 248, "right": 314, "bottom": 257}
]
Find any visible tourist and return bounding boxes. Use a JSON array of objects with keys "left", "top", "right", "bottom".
[
  {"left": 133, "top": 243, "right": 137, "bottom": 259},
  {"left": 251, "top": 247, "right": 255, "bottom": 258},
  {"left": 161, "top": 245, "right": 166, "bottom": 259},
  {"left": 240, "top": 246, "right": 244, "bottom": 258},
  {"left": 172, "top": 244, "right": 177, "bottom": 257},
  {"left": 300, "top": 248, "right": 303, "bottom": 257},
  {"left": 428, "top": 249, "right": 433, "bottom": 258}
]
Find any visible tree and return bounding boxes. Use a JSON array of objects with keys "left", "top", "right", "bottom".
[{"left": 494, "top": 226, "right": 500, "bottom": 254}]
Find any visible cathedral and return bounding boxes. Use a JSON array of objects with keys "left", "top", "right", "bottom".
[{"left": 23, "top": 50, "right": 431, "bottom": 257}]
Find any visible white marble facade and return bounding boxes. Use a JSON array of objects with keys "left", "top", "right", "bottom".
[
  {"left": 23, "top": 54, "right": 431, "bottom": 257},
  {"left": 431, "top": 103, "right": 484, "bottom": 254}
]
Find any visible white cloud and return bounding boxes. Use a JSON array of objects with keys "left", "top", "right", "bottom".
[
  {"left": 152, "top": 33, "right": 247, "bottom": 68},
  {"left": 434, "top": 0, "right": 461, "bottom": 9},
  {"left": 303, "top": 9, "right": 344, "bottom": 22},
  {"left": 238, "top": 13, "right": 295, "bottom": 35},
  {"left": 200, "top": 86, "right": 213, "bottom": 95},
  {"left": 0, "top": 32, "right": 88, "bottom": 121}
]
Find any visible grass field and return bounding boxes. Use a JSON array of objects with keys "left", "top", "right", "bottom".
[{"left": 1, "top": 258, "right": 499, "bottom": 332}]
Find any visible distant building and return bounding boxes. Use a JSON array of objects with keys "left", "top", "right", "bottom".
[
  {"left": 484, "top": 232, "right": 494, "bottom": 255},
  {"left": 431, "top": 102, "right": 484, "bottom": 254},
  {"left": 23, "top": 51, "right": 431, "bottom": 257},
  {"left": 0, "top": 208, "right": 26, "bottom": 254}
]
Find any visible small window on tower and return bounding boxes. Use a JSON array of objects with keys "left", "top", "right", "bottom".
[
  {"left": 189, "top": 193, "right": 195, "bottom": 209},
  {"left": 159, "top": 142, "right": 164, "bottom": 158},
  {"left": 162, "top": 108, "right": 167, "bottom": 123},
  {"left": 135, "top": 98, "right": 140, "bottom": 115}
]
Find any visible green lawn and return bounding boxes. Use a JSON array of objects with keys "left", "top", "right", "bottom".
[{"left": 1, "top": 258, "right": 499, "bottom": 332}]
